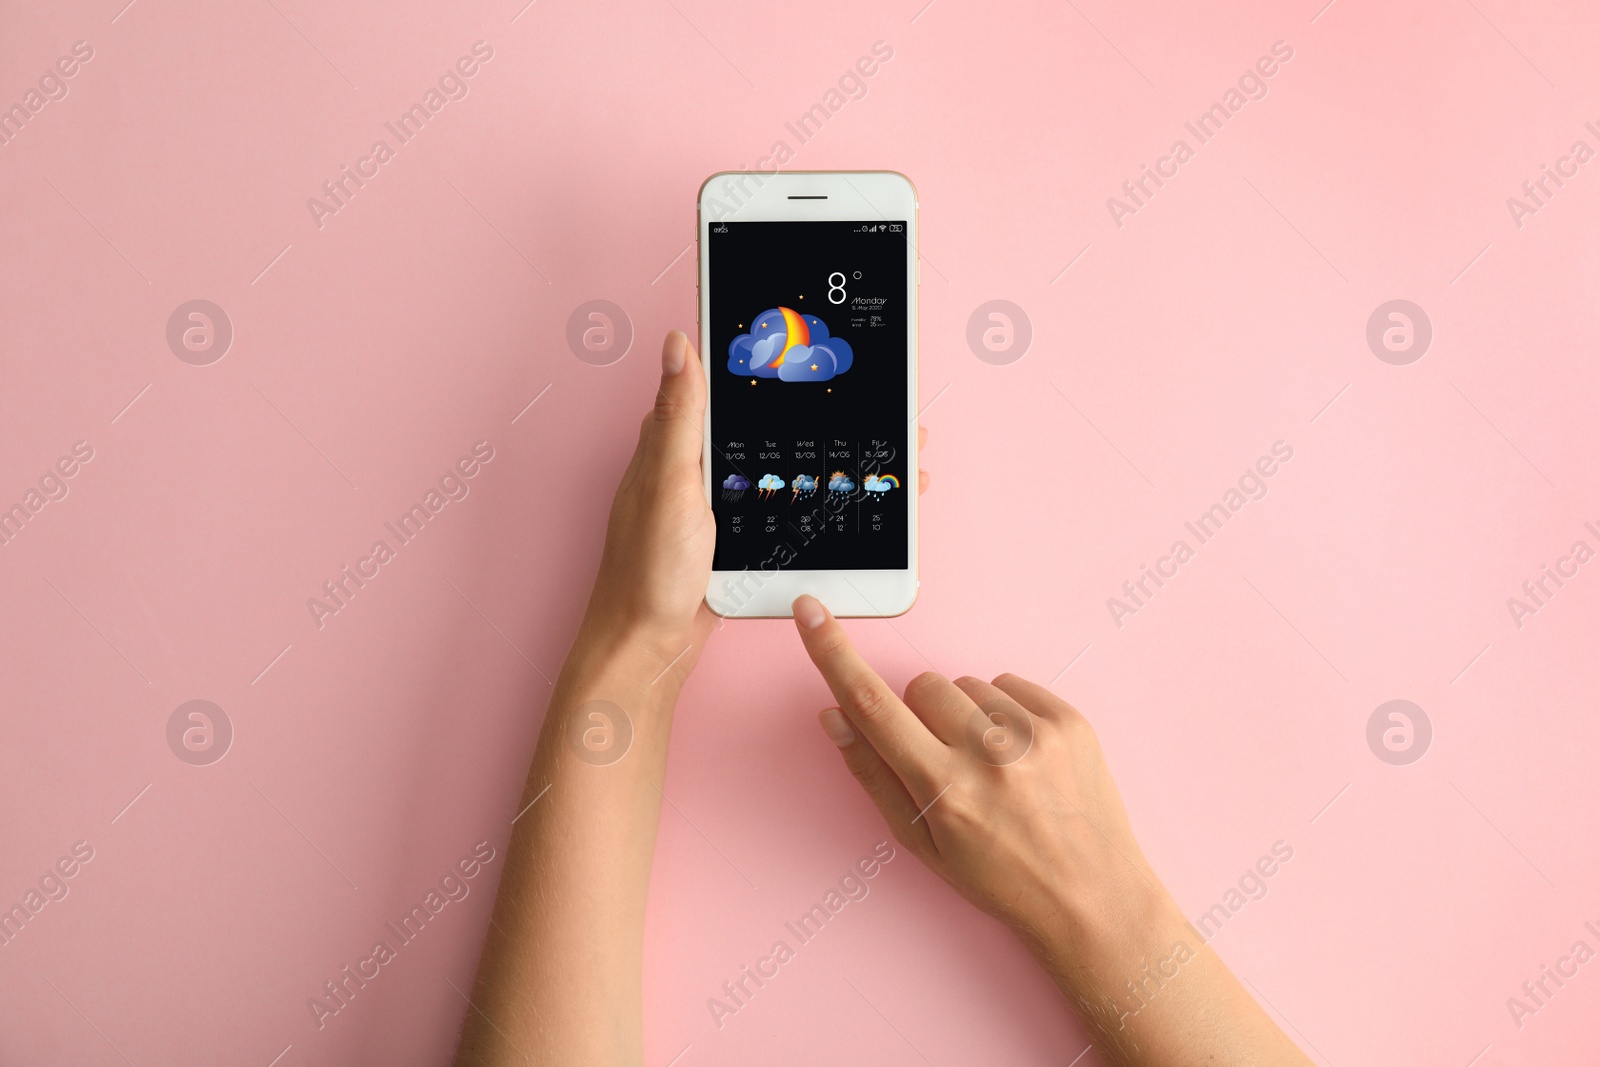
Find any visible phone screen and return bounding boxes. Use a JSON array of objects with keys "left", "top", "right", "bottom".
[{"left": 707, "top": 220, "right": 910, "bottom": 572}]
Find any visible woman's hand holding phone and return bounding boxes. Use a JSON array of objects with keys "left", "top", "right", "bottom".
[
  {"left": 579, "top": 330, "right": 718, "bottom": 668},
  {"left": 458, "top": 331, "right": 718, "bottom": 1067}
]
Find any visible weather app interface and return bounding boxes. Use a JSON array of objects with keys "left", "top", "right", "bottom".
[{"left": 709, "top": 220, "right": 909, "bottom": 572}]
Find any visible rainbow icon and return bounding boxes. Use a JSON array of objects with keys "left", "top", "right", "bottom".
[{"left": 862, "top": 474, "right": 898, "bottom": 494}]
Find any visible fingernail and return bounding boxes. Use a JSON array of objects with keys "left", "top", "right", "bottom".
[
  {"left": 661, "top": 330, "right": 686, "bottom": 377},
  {"left": 792, "top": 595, "right": 827, "bottom": 630},
  {"left": 819, "top": 707, "right": 855, "bottom": 747}
]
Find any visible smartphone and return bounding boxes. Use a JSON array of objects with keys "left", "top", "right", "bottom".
[{"left": 697, "top": 170, "right": 918, "bottom": 618}]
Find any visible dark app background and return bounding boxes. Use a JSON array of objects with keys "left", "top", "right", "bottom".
[{"left": 708, "top": 220, "right": 909, "bottom": 571}]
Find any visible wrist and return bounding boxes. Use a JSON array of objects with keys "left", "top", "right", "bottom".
[
  {"left": 1024, "top": 875, "right": 1190, "bottom": 1008},
  {"left": 577, "top": 583, "right": 705, "bottom": 667},
  {"left": 560, "top": 614, "right": 693, "bottom": 713}
]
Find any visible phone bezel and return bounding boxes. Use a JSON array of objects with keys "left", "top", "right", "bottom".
[{"left": 697, "top": 170, "right": 919, "bottom": 619}]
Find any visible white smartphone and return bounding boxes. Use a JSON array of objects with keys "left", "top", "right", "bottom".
[{"left": 697, "top": 170, "right": 919, "bottom": 619}]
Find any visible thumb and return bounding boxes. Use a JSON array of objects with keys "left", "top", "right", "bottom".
[{"left": 646, "top": 329, "right": 707, "bottom": 472}]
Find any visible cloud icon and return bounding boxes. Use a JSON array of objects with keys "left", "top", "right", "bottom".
[
  {"left": 827, "top": 472, "right": 856, "bottom": 492},
  {"left": 819, "top": 336, "right": 852, "bottom": 374},
  {"left": 778, "top": 346, "right": 835, "bottom": 382},
  {"left": 728, "top": 307, "right": 853, "bottom": 382},
  {"left": 756, "top": 473, "right": 784, "bottom": 498},
  {"left": 728, "top": 334, "right": 759, "bottom": 374},
  {"left": 862, "top": 474, "right": 900, "bottom": 494},
  {"left": 749, "top": 333, "right": 784, "bottom": 372},
  {"left": 723, "top": 474, "right": 751, "bottom": 490},
  {"left": 792, "top": 474, "right": 817, "bottom": 491}
]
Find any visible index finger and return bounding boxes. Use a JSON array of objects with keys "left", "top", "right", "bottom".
[{"left": 792, "top": 595, "right": 947, "bottom": 794}]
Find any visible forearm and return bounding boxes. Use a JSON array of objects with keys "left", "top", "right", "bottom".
[
  {"left": 456, "top": 620, "right": 682, "bottom": 1066},
  {"left": 1027, "top": 883, "right": 1313, "bottom": 1067}
]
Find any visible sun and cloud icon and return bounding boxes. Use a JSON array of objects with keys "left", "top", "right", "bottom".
[{"left": 728, "top": 307, "right": 854, "bottom": 383}]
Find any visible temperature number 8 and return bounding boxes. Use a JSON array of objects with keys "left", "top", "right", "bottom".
[{"left": 827, "top": 272, "right": 846, "bottom": 305}]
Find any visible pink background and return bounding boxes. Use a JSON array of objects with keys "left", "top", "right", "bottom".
[{"left": 3, "top": 0, "right": 1597, "bottom": 1064}]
